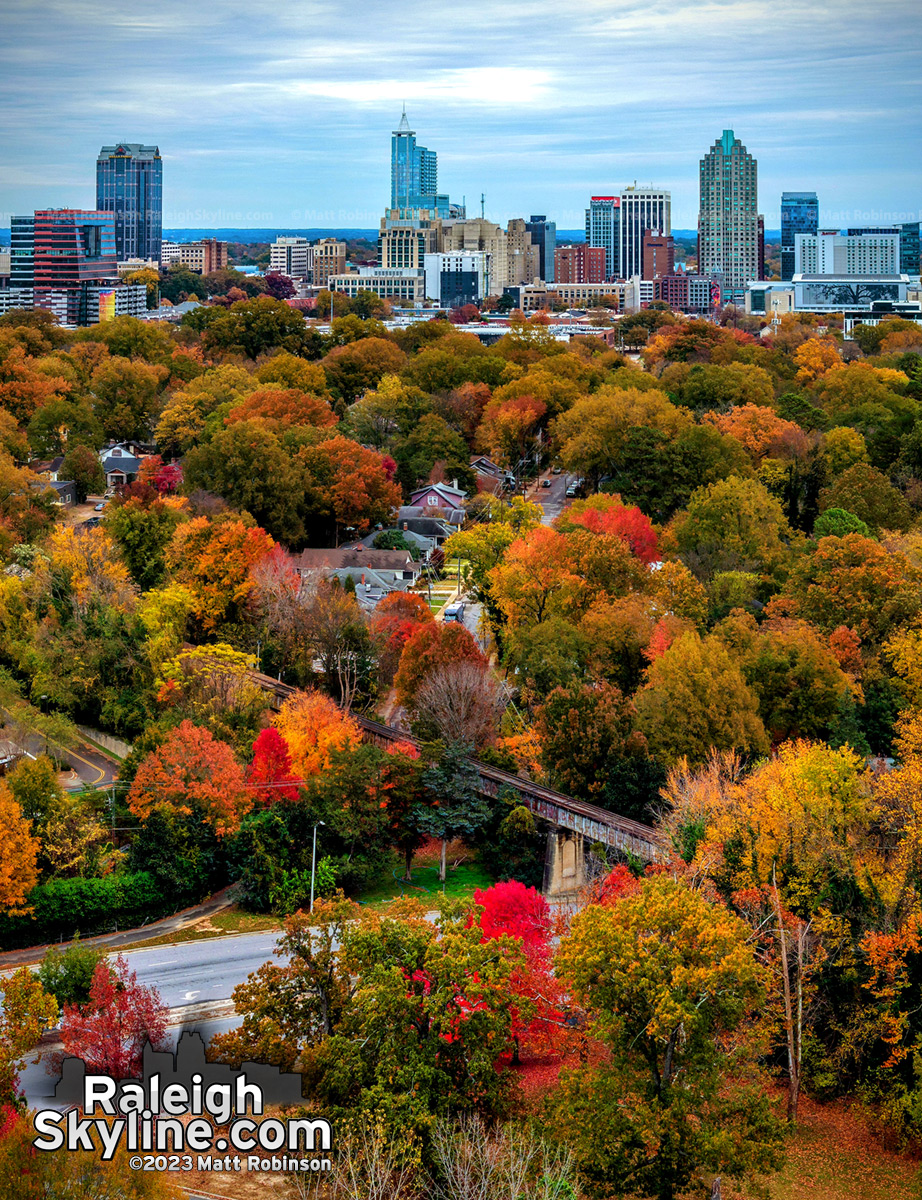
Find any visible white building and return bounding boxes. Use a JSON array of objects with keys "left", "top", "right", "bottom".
[
  {"left": 270, "top": 236, "right": 313, "bottom": 280},
  {"left": 424, "top": 251, "right": 491, "bottom": 306},
  {"left": 619, "top": 187, "right": 671, "bottom": 281},
  {"left": 795, "top": 229, "right": 901, "bottom": 276},
  {"left": 327, "top": 266, "right": 424, "bottom": 304}
]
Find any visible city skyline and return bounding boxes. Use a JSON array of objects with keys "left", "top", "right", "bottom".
[{"left": 1, "top": 0, "right": 920, "bottom": 230}]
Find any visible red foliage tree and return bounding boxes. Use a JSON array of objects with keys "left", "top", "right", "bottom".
[
  {"left": 564, "top": 496, "right": 659, "bottom": 564},
  {"left": 370, "top": 590, "right": 435, "bottom": 684},
  {"left": 247, "top": 727, "right": 299, "bottom": 805},
  {"left": 472, "top": 881, "right": 562, "bottom": 1059},
  {"left": 56, "top": 956, "right": 168, "bottom": 1078}
]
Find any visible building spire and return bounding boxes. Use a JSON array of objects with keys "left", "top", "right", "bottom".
[{"left": 397, "top": 104, "right": 411, "bottom": 133}]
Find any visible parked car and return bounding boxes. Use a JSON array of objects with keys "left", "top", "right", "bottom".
[
  {"left": 552, "top": 465, "right": 562, "bottom": 474},
  {"left": 541, "top": 478, "right": 552, "bottom": 488},
  {"left": 566, "top": 486, "right": 578, "bottom": 498},
  {"left": 94, "top": 502, "right": 106, "bottom": 511}
]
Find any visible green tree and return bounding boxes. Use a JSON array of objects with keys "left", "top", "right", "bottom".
[
  {"left": 420, "top": 741, "right": 491, "bottom": 881},
  {"left": 671, "top": 475, "right": 795, "bottom": 582},
  {"left": 549, "top": 876, "right": 783, "bottom": 1200},
  {"left": 90, "top": 356, "right": 168, "bottom": 441},
  {"left": 818, "top": 461, "right": 912, "bottom": 534},
  {"left": 813, "top": 507, "right": 870, "bottom": 539},
  {"left": 27, "top": 398, "right": 104, "bottom": 458},
  {"left": 37, "top": 937, "right": 105, "bottom": 1008},
  {"left": 60, "top": 444, "right": 105, "bottom": 503},
  {"left": 202, "top": 296, "right": 316, "bottom": 360}
]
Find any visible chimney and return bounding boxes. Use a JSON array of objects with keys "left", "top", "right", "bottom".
[
  {"left": 452, "top": 478, "right": 458, "bottom": 490},
  {"left": 355, "top": 542, "right": 363, "bottom": 553},
  {"left": 362, "top": 573, "right": 365, "bottom": 585},
  {"left": 403, "top": 522, "right": 408, "bottom": 531}
]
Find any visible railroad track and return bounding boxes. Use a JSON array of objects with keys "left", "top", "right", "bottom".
[{"left": 249, "top": 672, "right": 663, "bottom": 861}]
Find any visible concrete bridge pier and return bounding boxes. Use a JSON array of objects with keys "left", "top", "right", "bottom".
[{"left": 543, "top": 829, "right": 588, "bottom": 902}]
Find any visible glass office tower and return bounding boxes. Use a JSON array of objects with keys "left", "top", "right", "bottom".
[
  {"left": 781, "top": 192, "right": 818, "bottom": 280},
  {"left": 96, "top": 143, "right": 162, "bottom": 262}
]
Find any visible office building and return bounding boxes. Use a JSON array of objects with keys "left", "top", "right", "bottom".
[
  {"left": 424, "top": 252, "right": 490, "bottom": 307},
  {"left": 378, "top": 208, "right": 443, "bottom": 270},
  {"left": 642, "top": 231, "right": 674, "bottom": 281},
  {"left": 270, "top": 236, "right": 312, "bottom": 280},
  {"left": 312, "top": 238, "right": 348, "bottom": 287},
  {"left": 33, "top": 209, "right": 117, "bottom": 325},
  {"left": 899, "top": 222, "right": 921, "bottom": 276},
  {"left": 10, "top": 215, "right": 34, "bottom": 290},
  {"left": 780, "top": 192, "right": 818, "bottom": 280},
  {"left": 506, "top": 219, "right": 540, "bottom": 286},
  {"left": 758, "top": 215, "right": 766, "bottom": 280},
  {"left": 390, "top": 109, "right": 453, "bottom": 217},
  {"left": 795, "top": 229, "right": 900, "bottom": 276},
  {"left": 585, "top": 197, "right": 620, "bottom": 279},
  {"left": 655, "top": 273, "right": 718, "bottom": 315},
  {"left": 160, "top": 238, "right": 228, "bottom": 274},
  {"left": 619, "top": 187, "right": 671, "bottom": 281},
  {"left": 326, "top": 266, "right": 424, "bottom": 305},
  {"left": 525, "top": 215, "right": 556, "bottom": 282},
  {"left": 96, "top": 143, "right": 162, "bottom": 263},
  {"left": 697, "top": 130, "right": 760, "bottom": 301},
  {"left": 555, "top": 244, "right": 607, "bottom": 284},
  {"left": 441, "top": 219, "right": 509, "bottom": 294}
]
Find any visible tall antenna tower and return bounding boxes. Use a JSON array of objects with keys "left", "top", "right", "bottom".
[{"left": 480, "top": 193, "right": 485, "bottom": 220}]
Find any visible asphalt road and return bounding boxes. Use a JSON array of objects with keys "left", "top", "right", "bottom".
[
  {"left": 119, "top": 930, "right": 287, "bottom": 1009},
  {"left": 536, "top": 471, "right": 569, "bottom": 525},
  {"left": 18, "top": 729, "right": 118, "bottom": 791}
]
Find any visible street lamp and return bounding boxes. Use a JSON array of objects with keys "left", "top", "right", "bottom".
[{"left": 310, "top": 821, "right": 326, "bottom": 914}]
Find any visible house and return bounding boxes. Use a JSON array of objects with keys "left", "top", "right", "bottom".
[
  {"left": 397, "top": 505, "right": 464, "bottom": 537},
  {"left": 48, "top": 480, "right": 78, "bottom": 507},
  {"left": 350, "top": 527, "right": 438, "bottom": 558},
  {"left": 409, "top": 481, "right": 466, "bottom": 510},
  {"left": 293, "top": 546, "right": 424, "bottom": 593},
  {"left": 30, "top": 455, "right": 65, "bottom": 482},
  {"left": 99, "top": 443, "right": 143, "bottom": 487},
  {"left": 470, "top": 454, "right": 515, "bottom": 494}
]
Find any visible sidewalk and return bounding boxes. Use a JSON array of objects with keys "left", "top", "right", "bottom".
[{"left": 0, "top": 885, "right": 241, "bottom": 968}]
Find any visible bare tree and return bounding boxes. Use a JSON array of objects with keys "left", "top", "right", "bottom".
[
  {"left": 415, "top": 660, "right": 507, "bottom": 749},
  {"left": 285, "top": 1116, "right": 420, "bottom": 1200},
  {"left": 429, "top": 1115, "right": 579, "bottom": 1200},
  {"left": 301, "top": 580, "right": 374, "bottom": 710}
]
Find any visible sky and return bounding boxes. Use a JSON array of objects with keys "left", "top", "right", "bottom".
[{"left": 1, "top": 0, "right": 920, "bottom": 232}]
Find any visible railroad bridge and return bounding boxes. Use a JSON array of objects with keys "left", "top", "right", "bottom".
[{"left": 252, "top": 673, "right": 664, "bottom": 897}]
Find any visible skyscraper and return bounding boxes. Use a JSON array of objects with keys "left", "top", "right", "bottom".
[
  {"left": 33, "top": 209, "right": 119, "bottom": 325},
  {"left": 780, "top": 192, "right": 818, "bottom": 280},
  {"left": 390, "top": 110, "right": 447, "bottom": 215},
  {"left": 96, "top": 143, "right": 162, "bottom": 262},
  {"left": 585, "top": 197, "right": 620, "bottom": 279},
  {"left": 619, "top": 187, "right": 671, "bottom": 280},
  {"left": 525, "top": 215, "right": 557, "bottom": 282},
  {"left": 697, "top": 130, "right": 759, "bottom": 301},
  {"left": 900, "top": 222, "right": 921, "bottom": 276}
]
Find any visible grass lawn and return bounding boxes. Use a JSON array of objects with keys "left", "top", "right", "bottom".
[{"left": 356, "top": 842, "right": 494, "bottom": 909}]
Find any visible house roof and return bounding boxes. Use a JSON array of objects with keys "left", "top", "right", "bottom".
[
  {"left": 102, "top": 454, "right": 141, "bottom": 474},
  {"left": 398, "top": 504, "right": 464, "bottom": 527},
  {"left": 409, "top": 481, "right": 466, "bottom": 507},
  {"left": 294, "top": 547, "right": 418, "bottom": 572}
]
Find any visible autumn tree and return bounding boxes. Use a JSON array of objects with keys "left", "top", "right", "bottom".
[
  {"left": 128, "top": 719, "right": 251, "bottom": 836},
  {"left": 299, "top": 579, "right": 376, "bottom": 708},
  {"left": 298, "top": 434, "right": 402, "bottom": 540},
  {"left": 105, "top": 493, "right": 188, "bottom": 590},
  {"left": 0, "top": 968, "right": 58, "bottom": 1110},
  {"left": 90, "top": 356, "right": 167, "bottom": 440},
  {"left": 247, "top": 727, "right": 300, "bottom": 805},
  {"left": 225, "top": 386, "right": 337, "bottom": 431},
  {"left": 550, "top": 877, "right": 783, "bottom": 1200},
  {"left": 635, "top": 631, "right": 768, "bottom": 764},
  {"left": 57, "top": 955, "right": 168, "bottom": 1077},
  {"left": 0, "top": 784, "right": 39, "bottom": 915},
  {"left": 272, "top": 688, "right": 362, "bottom": 779},
  {"left": 670, "top": 475, "right": 795, "bottom": 581},
  {"left": 818, "top": 461, "right": 912, "bottom": 533},
  {"left": 414, "top": 659, "right": 506, "bottom": 748},
  {"left": 369, "top": 589, "right": 434, "bottom": 685},
  {"left": 165, "top": 515, "right": 274, "bottom": 630},
  {"left": 322, "top": 336, "right": 407, "bottom": 402},
  {"left": 559, "top": 493, "right": 659, "bottom": 563},
  {"left": 202, "top": 296, "right": 317, "bottom": 360},
  {"left": 0, "top": 453, "right": 58, "bottom": 554},
  {"left": 394, "top": 621, "right": 488, "bottom": 713},
  {"left": 535, "top": 681, "right": 647, "bottom": 800}
]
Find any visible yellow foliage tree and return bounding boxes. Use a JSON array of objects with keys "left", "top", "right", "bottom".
[{"left": 793, "top": 337, "right": 842, "bottom": 386}]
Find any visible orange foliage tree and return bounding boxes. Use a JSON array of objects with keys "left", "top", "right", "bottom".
[
  {"left": 272, "top": 689, "right": 362, "bottom": 779},
  {"left": 127, "top": 720, "right": 251, "bottom": 836},
  {"left": 165, "top": 516, "right": 274, "bottom": 630},
  {"left": 0, "top": 783, "right": 39, "bottom": 915},
  {"left": 225, "top": 387, "right": 337, "bottom": 430}
]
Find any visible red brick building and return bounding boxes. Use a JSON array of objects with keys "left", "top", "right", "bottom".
[
  {"left": 642, "top": 231, "right": 675, "bottom": 280},
  {"left": 554, "top": 243, "right": 606, "bottom": 284}
]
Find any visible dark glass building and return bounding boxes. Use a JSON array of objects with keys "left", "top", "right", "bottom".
[
  {"left": 33, "top": 209, "right": 118, "bottom": 325},
  {"left": 525, "top": 215, "right": 557, "bottom": 282},
  {"left": 10, "top": 215, "right": 35, "bottom": 289},
  {"left": 900, "top": 222, "right": 921, "bottom": 276},
  {"left": 96, "top": 143, "right": 162, "bottom": 262},
  {"left": 780, "top": 191, "right": 818, "bottom": 280}
]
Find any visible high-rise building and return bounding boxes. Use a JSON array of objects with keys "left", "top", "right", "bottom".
[
  {"left": 900, "top": 222, "right": 921, "bottom": 276},
  {"left": 795, "top": 229, "right": 901, "bottom": 275},
  {"left": 642, "top": 231, "right": 674, "bottom": 281},
  {"left": 313, "top": 238, "right": 347, "bottom": 287},
  {"left": 378, "top": 208, "right": 443, "bottom": 271},
  {"left": 505, "top": 219, "right": 540, "bottom": 286},
  {"left": 697, "top": 130, "right": 759, "bottom": 300},
  {"left": 758, "top": 215, "right": 766, "bottom": 280},
  {"left": 655, "top": 273, "right": 718, "bottom": 315},
  {"left": 270, "top": 236, "right": 312, "bottom": 280},
  {"left": 10, "top": 215, "right": 34, "bottom": 290},
  {"left": 390, "top": 109, "right": 450, "bottom": 216},
  {"left": 96, "top": 143, "right": 162, "bottom": 263},
  {"left": 619, "top": 187, "right": 671, "bottom": 281},
  {"left": 585, "top": 197, "right": 620, "bottom": 279},
  {"left": 780, "top": 192, "right": 818, "bottom": 280},
  {"left": 525, "top": 215, "right": 556, "bottom": 282},
  {"left": 555, "top": 244, "right": 607, "bottom": 284},
  {"left": 441, "top": 219, "right": 509, "bottom": 294}
]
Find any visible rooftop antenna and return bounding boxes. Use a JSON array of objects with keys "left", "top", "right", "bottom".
[{"left": 480, "top": 193, "right": 485, "bottom": 220}]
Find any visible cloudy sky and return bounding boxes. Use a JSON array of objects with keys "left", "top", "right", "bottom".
[{"left": 1, "top": 0, "right": 919, "bottom": 232}]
